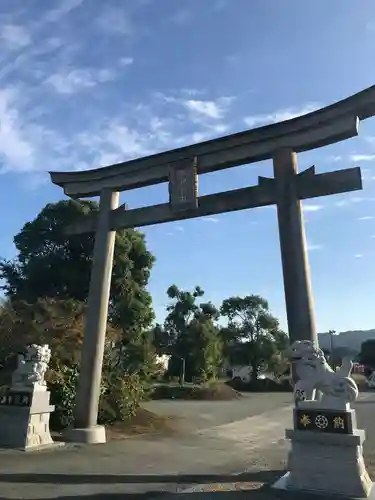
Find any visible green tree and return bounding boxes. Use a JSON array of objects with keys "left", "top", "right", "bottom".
[
  {"left": 158, "top": 285, "right": 222, "bottom": 382},
  {"left": 151, "top": 323, "right": 173, "bottom": 355},
  {"left": 359, "top": 340, "right": 375, "bottom": 368},
  {"left": 0, "top": 298, "right": 121, "bottom": 369},
  {"left": 0, "top": 200, "right": 156, "bottom": 372},
  {"left": 188, "top": 316, "right": 222, "bottom": 381},
  {"left": 220, "top": 295, "right": 282, "bottom": 382}
]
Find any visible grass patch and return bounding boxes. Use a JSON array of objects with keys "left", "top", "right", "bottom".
[
  {"left": 226, "top": 377, "right": 293, "bottom": 393},
  {"left": 151, "top": 381, "right": 241, "bottom": 400},
  {"left": 106, "top": 408, "right": 177, "bottom": 439}
]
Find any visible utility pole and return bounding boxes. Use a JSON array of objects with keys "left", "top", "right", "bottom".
[
  {"left": 328, "top": 330, "right": 336, "bottom": 370},
  {"left": 179, "top": 357, "right": 186, "bottom": 386}
]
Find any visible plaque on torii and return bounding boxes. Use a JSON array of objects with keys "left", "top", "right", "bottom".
[{"left": 168, "top": 156, "right": 198, "bottom": 211}]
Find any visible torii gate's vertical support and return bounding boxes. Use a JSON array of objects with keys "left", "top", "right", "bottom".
[
  {"left": 273, "top": 148, "right": 318, "bottom": 346},
  {"left": 66, "top": 189, "right": 119, "bottom": 444}
]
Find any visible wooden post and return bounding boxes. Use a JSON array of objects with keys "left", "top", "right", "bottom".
[
  {"left": 65, "top": 189, "right": 119, "bottom": 444},
  {"left": 273, "top": 148, "right": 318, "bottom": 346}
]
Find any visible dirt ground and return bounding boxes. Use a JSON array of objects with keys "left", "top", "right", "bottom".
[
  {"left": 0, "top": 392, "right": 374, "bottom": 499},
  {"left": 142, "top": 392, "right": 293, "bottom": 431}
]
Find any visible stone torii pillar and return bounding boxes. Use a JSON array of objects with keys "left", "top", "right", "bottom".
[
  {"left": 273, "top": 148, "right": 318, "bottom": 346},
  {"left": 65, "top": 189, "right": 119, "bottom": 444}
]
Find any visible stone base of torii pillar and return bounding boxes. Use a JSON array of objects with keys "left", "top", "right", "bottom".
[{"left": 64, "top": 425, "right": 106, "bottom": 444}]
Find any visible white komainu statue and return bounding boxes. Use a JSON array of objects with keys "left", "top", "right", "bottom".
[
  {"left": 287, "top": 340, "right": 358, "bottom": 408},
  {"left": 11, "top": 344, "right": 51, "bottom": 392}
]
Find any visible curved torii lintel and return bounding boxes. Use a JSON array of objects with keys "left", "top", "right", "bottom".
[{"left": 50, "top": 85, "right": 375, "bottom": 198}]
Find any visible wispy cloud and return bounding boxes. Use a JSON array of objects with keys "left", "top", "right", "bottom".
[
  {"left": 183, "top": 96, "right": 234, "bottom": 121},
  {"left": 0, "top": 3, "right": 205, "bottom": 182},
  {"left": 334, "top": 196, "right": 369, "bottom": 208},
  {"left": 45, "top": 67, "right": 116, "bottom": 94},
  {"left": 165, "top": 225, "right": 186, "bottom": 236},
  {"left": 119, "top": 57, "right": 134, "bottom": 67},
  {"left": 303, "top": 204, "right": 324, "bottom": 212},
  {"left": 77, "top": 123, "right": 153, "bottom": 167},
  {"left": 95, "top": 6, "right": 134, "bottom": 36},
  {"left": 355, "top": 254, "right": 363, "bottom": 259},
  {"left": 307, "top": 243, "right": 323, "bottom": 252},
  {"left": 244, "top": 103, "right": 320, "bottom": 128},
  {"left": 40, "top": 0, "right": 85, "bottom": 24},
  {"left": 202, "top": 217, "right": 220, "bottom": 223},
  {"left": 184, "top": 100, "right": 224, "bottom": 119},
  {"left": 358, "top": 216, "right": 373, "bottom": 220},
  {"left": 155, "top": 93, "right": 233, "bottom": 121},
  {"left": 0, "top": 12, "right": 232, "bottom": 183},
  {"left": 152, "top": 92, "right": 233, "bottom": 141},
  {"left": 0, "top": 25, "right": 31, "bottom": 50},
  {"left": 328, "top": 155, "right": 342, "bottom": 162},
  {"left": 167, "top": 10, "right": 192, "bottom": 25},
  {"left": 350, "top": 154, "right": 375, "bottom": 162},
  {"left": 0, "top": 88, "right": 35, "bottom": 172}
]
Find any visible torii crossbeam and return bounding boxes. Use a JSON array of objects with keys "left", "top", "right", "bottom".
[{"left": 50, "top": 85, "right": 375, "bottom": 444}]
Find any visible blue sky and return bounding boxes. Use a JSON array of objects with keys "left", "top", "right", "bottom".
[{"left": 1, "top": 0, "right": 375, "bottom": 334}]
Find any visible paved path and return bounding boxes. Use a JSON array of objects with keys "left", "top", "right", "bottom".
[
  {"left": 142, "top": 393, "right": 293, "bottom": 431},
  {"left": 0, "top": 393, "right": 374, "bottom": 499}
]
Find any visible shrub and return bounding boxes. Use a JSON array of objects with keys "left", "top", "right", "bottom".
[
  {"left": 99, "top": 373, "right": 147, "bottom": 425},
  {"left": 47, "top": 363, "right": 148, "bottom": 430},
  {"left": 47, "top": 364, "right": 80, "bottom": 431}
]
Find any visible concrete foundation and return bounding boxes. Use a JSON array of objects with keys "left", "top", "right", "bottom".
[{"left": 64, "top": 425, "right": 106, "bottom": 444}]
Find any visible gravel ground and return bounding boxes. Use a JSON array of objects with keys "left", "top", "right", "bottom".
[
  {"left": 142, "top": 393, "right": 293, "bottom": 432},
  {"left": 0, "top": 392, "right": 374, "bottom": 499}
]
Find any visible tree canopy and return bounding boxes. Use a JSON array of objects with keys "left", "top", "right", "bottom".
[
  {"left": 359, "top": 339, "right": 375, "bottom": 369},
  {"left": 220, "top": 294, "right": 286, "bottom": 381},
  {"left": 0, "top": 199, "right": 156, "bottom": 336},
  {"left": 152, "top": 285, "right": 222, "bottom": 382},
  {"left": 0, "top": 298, "right": 120, "bottom": 370}
]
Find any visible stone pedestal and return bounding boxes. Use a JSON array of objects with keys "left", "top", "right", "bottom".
[
  {"left": 273, "top": 407, "right": 373, "bottom": 498},
  {"left": 64, "top": 425, "right": 106, "bottom": 444},
  {"left": 0, "top": 389, "right": 56, "bottom": 450}
]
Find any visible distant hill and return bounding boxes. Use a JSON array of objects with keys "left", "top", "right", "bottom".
[{"left": 318, "top": 329, "right": 375, "bottom": 354}]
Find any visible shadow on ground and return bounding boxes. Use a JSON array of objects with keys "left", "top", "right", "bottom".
[
  {"left": 0, "top": 494, "right": 342, "bottom": 500},
  {"left": 0, "top": 470, "right": 339, "bottom": 500},
  {"left": 0, "top": 470, "right": 282, "bottom": 485}
]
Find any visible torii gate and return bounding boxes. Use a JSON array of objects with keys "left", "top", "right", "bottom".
[{"left": 50, "top": 85, "right": 375, "bottom": 443}]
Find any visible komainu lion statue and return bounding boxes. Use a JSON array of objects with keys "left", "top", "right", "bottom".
[
  {"left": 11, "top": 344, "right": 51, "bottom": 391},
  {"left": 286, "top": 340, "right": 358, "bottom": 407}
]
